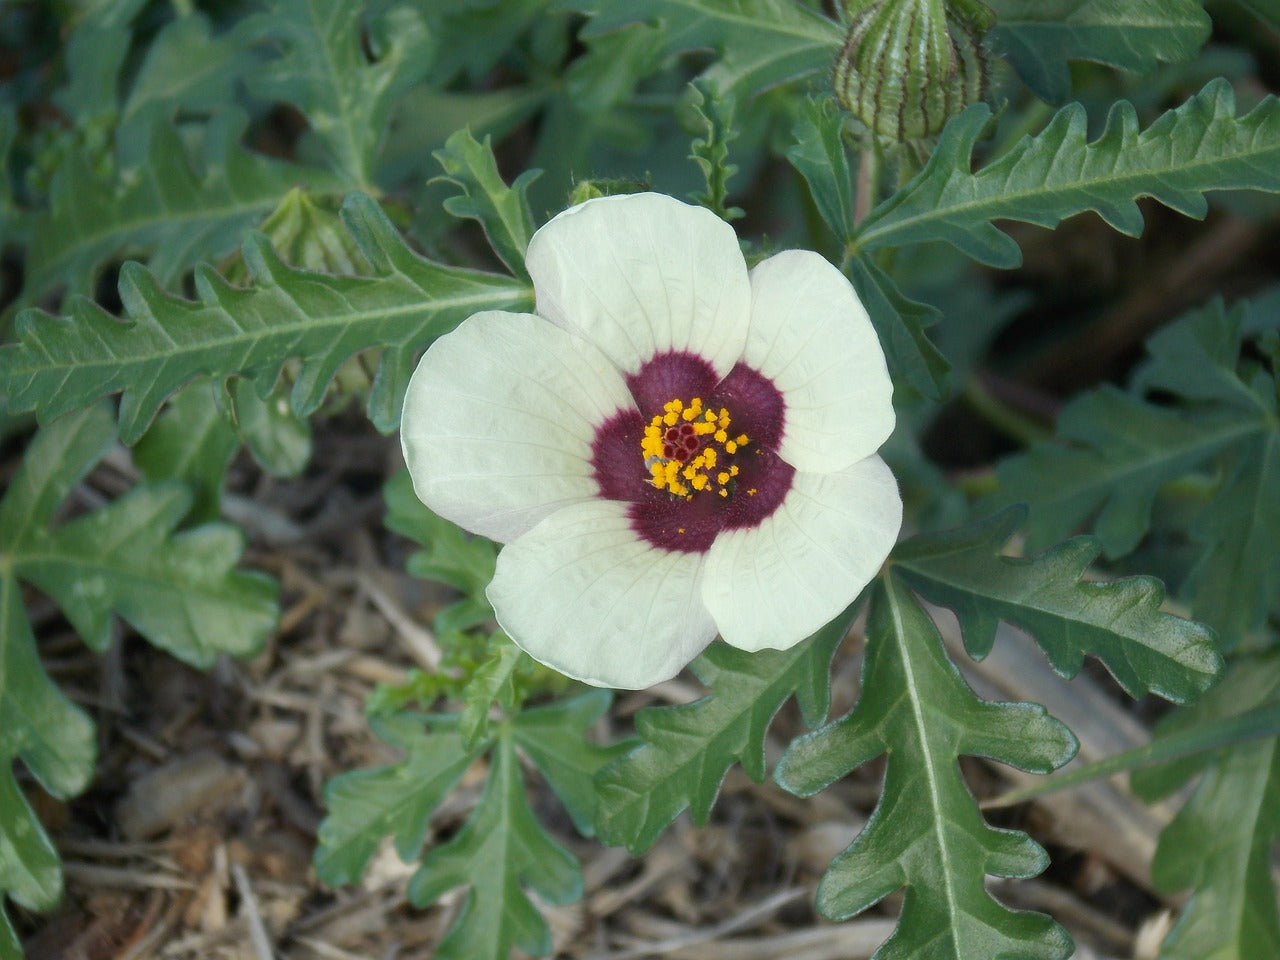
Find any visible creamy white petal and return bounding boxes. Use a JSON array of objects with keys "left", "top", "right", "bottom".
[
  {"left": 401, "top": 311, "right": 633, "bottom": 544},
  {"left": 743, "top": 250, "right": 894, "bottom": 472},
  {"left": 488, "top": 500, "right": 716, "bottom": 689},
  {"left": 525, "top": 193, "right": 750, "bottom": 377},
  {"left": 702, "top": 456, "right": 902, "bottom": 653}
]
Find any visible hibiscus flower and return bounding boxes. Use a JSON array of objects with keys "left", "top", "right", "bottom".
[{"left": 401, "top": 193, "right": 901, "bottom": 689}]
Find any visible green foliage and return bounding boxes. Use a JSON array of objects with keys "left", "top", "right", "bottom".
[
  {"left": 132, "top": 380, "right": 240, "bottom": 524},
  {"left": 687, "top": 80, "right": 743, "bottom": 221},
  {"left": 316, "top": 692, "right": 621, "bottom": 960},
  {"left": 434, "top": 129, "right": 540, "bottom": 278},
  {"left": 6, "top": 3, "right": 1278, "bottom": 956},
  {"left": 0, "top": 404, "right": 276, "bottom": 951},
  {"left": 1, "top": 194, "right": 532, "bottom": 443},
  {"left": 407, "top": 727, "right": 579, "bottom": 960},
  {"left": 853, "top": 80, "right": 1280, "bottom": 268},
  {"left": 775, "top": 575, "right": 1078, "bottom": 960},
  {"left": 992, "top": 296, "right": 1280, "bottom": 647},
  {"left": 21, "top": 114, "right": 345, "bottom": 312},
  {"left": 570, "top": 0, "right": 843, "bottom": 96},
  {"left": 786, "top": 97, "right": 950, "bottom": 399},
  {"left": 892, "top": 508, "right": 1222, "bottom": 702},
  {"left": 1131, "top": 653, "right": 1280, "bottom": 960},
  {"left": 242, "top": 0, "right": 433, "bottom": 189},
  {"left": 986, "top": 0, "right": 1212, "bottom": 103},
  {"left": 594, "top": 603, "right": 850, "bottom": 854},
  {"left": 384, "top": 469, "right": 499, "bottom": 635}
]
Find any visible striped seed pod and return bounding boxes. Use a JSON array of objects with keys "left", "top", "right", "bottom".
[{"left": 834, "top": 0, "right": 992, "bottom": 143}]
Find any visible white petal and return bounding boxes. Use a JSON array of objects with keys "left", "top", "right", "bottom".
[
  {"left": 526, "top": 193, "right": 750, "bottom": 377},
  {"left": 401, "top": 311, "right": 633, "bottom": 543},
  {"left": 743, "top": 250, "right": 894, "bottom": 472},
  {"left": 489, "top": 500, "right": 716, "bottom": 689},
  {"left": 702, "top": 456, "right": 902, "bottom": 653}
]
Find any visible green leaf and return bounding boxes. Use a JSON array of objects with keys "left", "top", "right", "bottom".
[
  {"left": 986, "top": 0, "right": 1211, "bottom": 104},
  {"left": 20, "top": 112, "right": 346, "bottom": 311},
  {"left": 318, "top": 691, "right": 616, "bottom": 959},
  {"left": 133, "top": 380, "right": 240, "bottom": 524},
  {"left": 0, "top": 767, "right": 63, "bottom": 913},
  {"left": 408, "top": 727, "right": 581, "bottom": 960},
  {"left": 384, "top": 470, "right": 499, "bottom": 608},
  {"left": 512, "top": 689, "right": 633, "bottom": 837},
  {"left": 434, "top": 129, "right": 540, "bottom": 278},
  {"left": 246, "top": 188, "right": 373, "bottom": 278},
  {"left": 788, "top": 95, "right": 857, "bottom": 243},
  {"left": 1133, "top": 296, "right": 1279, "bottom": 410},
  {"left": 892, "top": 508, "right": 1221, "bottom": 702},
  {"left": 314, "top": 714, "right": 486, "bottom": 885},
  {"left": 0, "top": 568, "right": 96, "bottom": 803},
  {"left": 119, "top": 11, "right": 260, "bottom": 141},
  {"left": 1, "top": 193, "right": 532, "bottom": 442},
  {"left": 775, "top": 575, "right": 1077, "bottom": 960},
  {"left": 460, "top": 636, "right": 526, "bottom": 749},
  {"left": 991, "top": 386, "right": 1252, "bottom": 557},
  {"left": 594, "top": 605, "right": 850, "bottom": 854},
  {"left": 243, "top": 0, "right": 433, "bottom": 188},
  {"left": 0, "top": 405, "right": 276, "bottom": 938},
  {"left": 687, "top": 79, "right": 743, "bottom": 221},
  {"left": 991, "top": 296, "right": 1280, "bottom": 646},
  {"left": 572, "top": 0, "right": 843, "bottom": 96},
  {"left": 846, "top": 256, "right": 949, "bottom": 401},
  {"left": 1131, "top": 654, "right": 1280, "bottom": 960},
  {"left": 1, "top": 903, "right": 19, "bottom": 960},
  {"left": 853, "top": 80, "right": 1280, "bottom": 268},
  {"left": 229, "top": 380, "right": 312, "bottom": 479},
  {"left": 425, "top": 0, "right": 554, "bottom": 85},
  {"left": 1181, "top": 432, "right": 1280, "bottom": 648},
  {"left": 53, "top": 0, "right": 137, "bottom": 126},
  {"left": 7, "top": 409, "right": 278, "bottom": 668}
]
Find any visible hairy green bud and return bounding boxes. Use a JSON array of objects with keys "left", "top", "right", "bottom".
[{"left": 834, "top": 0, "right": 991, "bottom": 143}]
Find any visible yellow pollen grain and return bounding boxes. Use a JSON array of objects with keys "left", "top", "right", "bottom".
[{"left": 641, "top": 396, "right": 750, "bottom": 502}]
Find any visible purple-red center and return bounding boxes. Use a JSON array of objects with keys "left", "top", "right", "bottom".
[{"left": 591, "top": 351, "right": 795, "bottom": 553}]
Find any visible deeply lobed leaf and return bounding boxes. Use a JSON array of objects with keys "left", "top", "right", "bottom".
[
  {"left": 1131, "top": 654, "right": 1280, "bottom": 960},
  {"left": 776, "top": 575, "right": 1077, "bottom": 960},
  {"left": 853, "top": 80, "right": 1280, "bottom": 267},
  {"left": 434, "top": 129, "right": 540, "bottom": 279},
  {"left": 317, "top": 693, "right": 620, "bottom": 960},
  {"left": 242, "top": 0, "right": 433, "bottom": 189},
  {"left": 314, "top": 714, "right": 486, "bottom": 885},
  {"left": 986, "top": 0, "right": 1211, "bottom": 103},
  {"left": 570, "top": 0, "right": 842, "bottom": 96},
  {"left": 0, "top": 405, "right": 277, "bottom": 945},
  {"left": 992, "top": 295, "right": 1280, "bottom": 647},
  {"left": 594, "top": 605, "right": 850, "bottom": 854},
  {"left": 409, "top": 729, "right": 580, "bottom": 960},
  {"left": 892, "top": 508, "right": 1221, "bottom": 702},
  {"left": 1, "top": 194, "right": 532, "bottom": 443},
  {"left": 21, "top": 113, "right": 345, "bottom": 312}
]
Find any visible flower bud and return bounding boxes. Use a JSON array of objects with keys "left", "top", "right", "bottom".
[{"left": 834, "top": 0, "right": 991, "bottom": 143}]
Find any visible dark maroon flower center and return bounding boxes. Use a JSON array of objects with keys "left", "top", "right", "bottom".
[{"left": 590, "top": 351, "right": 794, "bottom": 553}]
